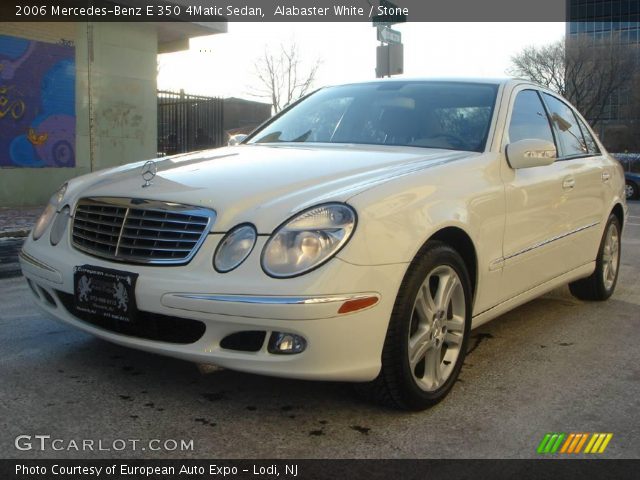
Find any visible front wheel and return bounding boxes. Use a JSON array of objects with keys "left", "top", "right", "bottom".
[
  {"left": 626, "top": 180, "right": 638, "bottom": 200},
  {"left": 569, "top": 214, "right": 621, "bottom": 301},
  {"left": 357, "top": 241, "right": 472, "bottom": 410}
]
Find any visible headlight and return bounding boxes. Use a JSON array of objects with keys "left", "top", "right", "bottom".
[
  {"left": 214, "top": 224, "right": 257, "bottom": 273},
  {"left": 32, "top": 183, "right": 68, "bottom": 241},
  {"left": 49, "top": 206, "right": 71, "bottom": 246},
  {"left": 53, "top": 182, "right": 68, "bottom": 205},
  {"left": 261, "top": 203, "right": 356, "bottom": 278}
]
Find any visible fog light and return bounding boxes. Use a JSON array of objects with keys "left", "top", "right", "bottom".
[{"left": 268, "top": 332, "right": 307, "bottom": 355}]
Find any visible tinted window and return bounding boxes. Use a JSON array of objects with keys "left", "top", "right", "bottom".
[
  {"left": 248, "top": 82, "right": 498, "bottom": 152},
  {"left": 508, "top": 90, "right": 555, "bottom": 144},
  {"left": 542, "top": 94, "right": 588, "bottom": 157},
  {"left": 576, "top": 116, "right": 600, "bottom": 155}
]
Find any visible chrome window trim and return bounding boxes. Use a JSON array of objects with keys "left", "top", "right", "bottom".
[
  {"left": 71, "top": 197, "right": 216, "bottom": 266},
  {"left": 540, "top": 92, "right": 592, "bottom": 161}
]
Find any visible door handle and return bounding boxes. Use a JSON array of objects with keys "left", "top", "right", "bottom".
[
  {"left": 562, "top": 177, "right": 576, "bottom": 190},
  {"left": 602, "top": 171, "right": 611, "bottom": 182}
]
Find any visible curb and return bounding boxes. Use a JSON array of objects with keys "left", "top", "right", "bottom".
[{"left": 0, "top": 230, "right": 30, "bottom": 239}]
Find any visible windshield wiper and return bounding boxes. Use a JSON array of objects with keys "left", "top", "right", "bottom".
[{"left": 291, "top": 130, "right": 312, "bottom": 142}]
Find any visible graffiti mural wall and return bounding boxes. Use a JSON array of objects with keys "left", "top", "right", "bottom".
[{"left": 0, "top": 34, "right": 75, "bottom": 168}]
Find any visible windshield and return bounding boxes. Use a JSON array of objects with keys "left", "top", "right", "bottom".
[{"left": 247, "top": 81, "right": 499, "bottom": 152}]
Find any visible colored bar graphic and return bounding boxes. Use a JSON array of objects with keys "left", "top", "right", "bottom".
[
  {"left": 538, "top": 433, "right": 613, "bottom": 454},
  {"left": 574, "top": 433, "right": 588, "bottom": 453},
  {"left": 545, "top": 434, "right": 559, "bottom": 453},
  {"left": 567, "top": 433, "right": 582, "bottom": 453},
  {"left": 592, "top": 433, "right": 606, "bottom": 452},
  {"left": 550, "top": 433, "right": 565, "bottom": 453},
  {"left": 585, "top": 433, "right": 614, "bottom": 454},
  {"left": 537, "top": 433, "right": 552, "bottom": 454},
  {"left": 560, "top": 433, "right": 575, "bottom": 453},
  {"left": 584, "top": 433, "right": 598, "bottom": 453},
  {"left": 598, "top": 434, "right": 613, "bottom": 453}
]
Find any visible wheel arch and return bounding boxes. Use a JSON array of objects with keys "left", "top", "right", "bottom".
[
  {"left": 612, "top": 202, "right": 625, "bottom": 229},
  {"left": 422, "top": 226, "right": 478, "bottom": 302}
]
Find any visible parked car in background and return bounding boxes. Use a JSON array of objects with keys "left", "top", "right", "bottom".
[
  {"left": 625, "top": 172, "right": 640, "bottom": 200},
  {"left": 20, "top": 79, "right": 626, "bottom": 410},
  {"left": 613, "top": 153, "right": 640, "bottom": 200}
]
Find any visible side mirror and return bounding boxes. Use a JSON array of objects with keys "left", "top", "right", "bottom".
[
  {"left": 228, "top": 134, "right": 248, "bottom": 146},
  {"left": 506, "top": 139, "right": 557, "bottom": 169}
]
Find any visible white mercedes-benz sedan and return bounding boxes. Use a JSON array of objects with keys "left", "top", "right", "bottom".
[{"left": 20, "top": 79, "right": 626, "bottom": 410}]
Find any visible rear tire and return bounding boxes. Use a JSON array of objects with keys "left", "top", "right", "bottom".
[
  {"left": 357, "top": 241, "right": 472, "bottom": 410},
  {"left": 569, "top": 214, "right": 621, "bottom": 301}
]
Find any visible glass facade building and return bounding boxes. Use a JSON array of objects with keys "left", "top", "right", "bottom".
[{"left": 567, "top": 0, "right": 639, "bottom": 144}]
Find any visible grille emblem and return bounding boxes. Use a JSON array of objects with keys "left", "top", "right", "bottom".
[{"left": 141, "top": 160, "right": 157, "bottom": 188}]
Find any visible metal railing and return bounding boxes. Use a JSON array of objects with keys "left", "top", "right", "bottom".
[{"left": 157, "top": 90, "right": 224, "bottom": 157}]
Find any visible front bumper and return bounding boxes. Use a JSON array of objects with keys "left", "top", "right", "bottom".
[{"left": 20, "top": 234, "right": 407, "bottom": 382}]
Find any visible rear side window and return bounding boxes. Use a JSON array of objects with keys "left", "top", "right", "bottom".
[
  {"left": 576, "top": 116, "right": 600, "bottom": 155},
  {"left": 508, "top": 90, "right": 555, "bottom": 145},
  {"left": 542, "top": 94, "right": 588, "bottom": 158}
]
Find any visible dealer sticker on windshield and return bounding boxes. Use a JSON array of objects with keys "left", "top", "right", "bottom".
[{"left": 73, "top": 265, "right": 138, "bottom": 323}]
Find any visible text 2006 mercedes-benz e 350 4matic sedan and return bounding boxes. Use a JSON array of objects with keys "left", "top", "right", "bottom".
[{"left": 21, "top": 79, "right": 627, "bottom": 410}]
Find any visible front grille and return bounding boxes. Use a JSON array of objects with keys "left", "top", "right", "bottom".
[{"left": 72, "top": 197, "right": 215, "bottom": 265}]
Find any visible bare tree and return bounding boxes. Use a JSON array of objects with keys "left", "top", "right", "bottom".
[
  {"left": 507, "top": 40, "right": 567, "bottom": 94},
  {"left": 250, "top": 42, "right": 321, "bottom": 113},
  {"left": 508, "top": 35, "right": 638, "bottom": 128}
]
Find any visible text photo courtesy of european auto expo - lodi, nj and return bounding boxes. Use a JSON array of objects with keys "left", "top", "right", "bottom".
[{"left": 0, "top": 1, "right": 639, "bottom": 479}]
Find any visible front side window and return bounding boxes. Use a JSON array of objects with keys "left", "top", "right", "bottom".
[
  {"left": 247, "top": 82, "right": 499, "bottom": 152},
  {"left": 508, "top": 89, "right": 555, "bottom": 145},
  {"left": 542, "top": 94, "right": 588, "bottom": 158}
]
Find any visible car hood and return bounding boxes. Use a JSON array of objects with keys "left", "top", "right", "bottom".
[{"left": 68, "top": 144, "right": 476, "bottom": 232}]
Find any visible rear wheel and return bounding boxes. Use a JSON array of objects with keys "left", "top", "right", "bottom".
[
  {"left": 357, "top": 241, "right": 471, "bottom": 410},
  {"left": 569, "top": 214, "right": 621, "bottom": 301},
  {"left": 626, "top": 180, "right": 638, "bottom": 200}
]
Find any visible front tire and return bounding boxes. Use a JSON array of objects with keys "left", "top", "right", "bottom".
[
  {"left": 569, "top": 214, "right": 621, "bottom": 301},
  {"left": 357, "top": 241, "right": 472, "bottom": 410},
  {"left": 626, "top": 180, "right": 638, "bottom": 200}
]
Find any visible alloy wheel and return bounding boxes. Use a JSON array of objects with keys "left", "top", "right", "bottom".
[
  {"left": 408, "top": 265, "right": 466, "bottom": 392},
  {"left": 602, "top": 222, "right": 619, "bottom": 291}
]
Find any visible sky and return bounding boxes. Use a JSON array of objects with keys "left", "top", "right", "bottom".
[{"left": 157, "top": 22, "right": 566, "bottom": 101}]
